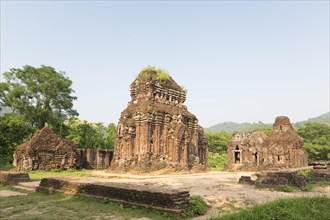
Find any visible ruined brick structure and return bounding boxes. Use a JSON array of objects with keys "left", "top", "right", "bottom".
[
  {"left": 77, "top": 148, "right": 113, "bottom": 169},
  {"left": 13, "top": 127, "right": 79, "bottom": 171},
  {"left": 227, "top": 116, "right": 308, "bottom": 171},
  {"left": 13, "top": 127, "right": 114, "bottom": 171},
  {"left": 110, "top": 69, "right": 208, "bottom": 172}
]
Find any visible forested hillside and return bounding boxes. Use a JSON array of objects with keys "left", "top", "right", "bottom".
[{"left": 206, "top": 112, "right": 329, "bottom": 132}]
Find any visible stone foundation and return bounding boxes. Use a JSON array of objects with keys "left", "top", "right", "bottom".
[
  {"left": 255, "top": 171, "right": 294, "bottom": 187},
  {"left": 0, "top": 171, "right": 30, "bottom": 185},
  {"left": 37, "top": 178, "right": 191, "bottom": 215},
  {"left": 312, "top": 161, "right": 330, "bottom": 181}
]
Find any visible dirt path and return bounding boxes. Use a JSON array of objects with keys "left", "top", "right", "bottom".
[{"left": 0, "top": 190, "right": 27, "bottom": 197}]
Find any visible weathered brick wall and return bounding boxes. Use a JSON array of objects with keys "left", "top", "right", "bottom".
[
  {"left": 37, "top": 178, "right": 190, "bottom": 215},
  {"left": 0, "top": 172, "right": 30, "bottom": 185},
  {"left": 255, "top": 171, "right": 294, "bottom": 186},
  {"left": 77, "top": 149, "right": 113, "bottom": 169}
]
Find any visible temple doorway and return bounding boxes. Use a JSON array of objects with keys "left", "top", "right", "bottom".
[{"left": 234, "top": 146, "right": 240, "bottom": 163}]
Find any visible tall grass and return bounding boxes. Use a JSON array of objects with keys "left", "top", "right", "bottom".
[{"left": 211, "top": 196, "right": 330, "bottom": 220}]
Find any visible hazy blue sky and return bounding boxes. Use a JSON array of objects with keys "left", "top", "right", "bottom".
[{"left": 1, "top": 1, "right": 329, "bottom": 127}]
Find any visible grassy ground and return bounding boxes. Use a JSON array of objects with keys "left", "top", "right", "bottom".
[
  {"left": 27, "top": 169, "right": 92, "bottom": 180},
  {"left": 0, "top": 185, "right": 208, "bottom": 219},
  {"left": 211, "top": 196, "right": 330, "bottom": 220},
  {"left": 0, "top": 186, "right": 174, "bottom": 220}
]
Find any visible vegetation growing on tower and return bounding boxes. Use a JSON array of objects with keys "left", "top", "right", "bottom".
[{"left": 138, "top": 66, "right": 171, "bottom": 82}]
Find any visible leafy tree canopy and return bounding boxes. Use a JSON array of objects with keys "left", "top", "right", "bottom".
[
  {"left": 0, "top": 113, "right": 35, "bottom": 166},
  {"left": 205, "top": 131, "right": 231, "bottom": 154},
  {"left": 297, "top": 122, "right": 330, "bottom": 162},
  {"left": 66, "top": 117, "right": 116, "bottom": 149},
  {"left": 0, "top": 65, "right": 78, "bottom": 130}
]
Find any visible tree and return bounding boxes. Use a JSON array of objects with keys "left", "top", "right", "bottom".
[
  {"left": 205, "top": 131, "right": 231, "bottom": 154},
  {"left": 0, "top": 65, "right": 78, "bottom": 130},
  {"left": 66, "top": 117, "right": 107, "bottom": 148},
  {"left": 105, "top": 123, "right": 116, "bottom": 149},
  {"left": 0, "top": 113, "right": 35, "bottom": 166},
  {"left": 297, "top": 122, "right": 330, "bottom": 162}
]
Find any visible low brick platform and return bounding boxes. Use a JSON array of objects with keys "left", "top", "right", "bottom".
[
  {"left": 255, "top": 171, "right": 294, "bottom": 187},
  {"left": 37, "top": 178, "right": 191, "bottom": 215},
  {"left": 0, "top": 172, "right": 30, "bottom": 185}
]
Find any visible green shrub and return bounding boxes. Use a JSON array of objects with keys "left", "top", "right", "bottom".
[
  {"left": 300, "top": 184, "right": 314, "bottom": 192},
  {"left": 156, "top": 71, "right": 171, "bottom": 82},
  {"left": 182, "top": 195, "right": 208, "bottom": 217},
  {"left": 139, "top": 66, "right": 171, "bottom": 82},
  {"left": 274, "top": 185, "right": 295, "bottom": 192},
  {"left": 208, "top": 152, "right": 227, "bottom": 170},
  {"left": 297, "top": 169, "right": 312, "bottom": 177}
]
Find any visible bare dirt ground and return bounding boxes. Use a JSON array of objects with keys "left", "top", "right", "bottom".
[
  {"left": 1, "top": 170, "right": 328, "bottom": 219},
  {"left": 66, "top": 170, "right": 330, "bottom": 219},
  {"left": 0, "top": 190, "right": 27, "bottom": 197}
]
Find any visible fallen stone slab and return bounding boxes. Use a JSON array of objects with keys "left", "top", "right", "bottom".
[
  {"left": 238, "top": 176, "right": 254, "bottom": 185},
  {"left": 0, "top": 171, "right": 30, "bottom": 185},
  {"left": 37, "top": 178, "right": 191, "bottom": 215}
]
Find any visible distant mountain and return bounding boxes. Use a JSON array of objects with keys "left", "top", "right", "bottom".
[
  {"left": 206, "top": 121, "right": 271, "bottom": 133},
  {"left": 294, "top": 112, "right": 330, "bottom": 127},
  {"left": 205, "top": 112, "right": 329, "bottom": 133}
]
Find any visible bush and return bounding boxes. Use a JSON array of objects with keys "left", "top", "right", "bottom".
[
  {"left": 182, "top": 196, "right": 208, "bottom": 217},
  {"left": 208, "top": 152, "right": 227, "bottom": 170},
  {"left": 139, "top": 66, "right": 171, "bottom": 82}
]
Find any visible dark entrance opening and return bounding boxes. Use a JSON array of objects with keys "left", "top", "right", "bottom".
[
  {"left": 234, "top": 146, "right": 240, "bottom": 163},
  {"left": 254, "top": 152, "right": 258, "bottom": 164}
]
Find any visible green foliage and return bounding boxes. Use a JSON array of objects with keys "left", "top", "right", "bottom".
[
  {"left": 0, "top": 65, "right": 78, "bottom": 130},
  {"left": 28, "top": 169, "right": 91, "bottom": 180},
  {"left": 273, "top": 185, "right": 295, "bottom": 192},
  {"left": 105, "top": 123, "right": 116, "bottom": 149},
  {"left": 206, "top": 121, "right": 271, "bottom": 133},
  {"left": 139, "top": 65, "right": 171, "bottom": 82},
  {"left": 208, "top": 152, "right": 228, "bottom": 170},
  {"left": 65, "top": 117, "right": 116, "bottom": 149},
  {"left": 212, "top": 196, "right": 330, "bottom": 220},
  {"left": 297, "top": 122, "right": 330, "bottom": 162},
  {"left": 300, "top": 184, "right": 314, "bottom": 192},
  {"left": 0, "top": 113, "right": 35, "bottom": 167},
  {"left": 297, "top": 169, "right": 312, "bottom": 177},
  {"left": 205, "top": 131, "right": 231, "bottom": 153},
  {"left": 66, "top": 118, "right": 104, "bottom": 148},
  {"left": 182, "top": 196, "right": 208, "bottom": 217},
  {"left": 295, "top": 112, "right": 330, "bottom": 127}
]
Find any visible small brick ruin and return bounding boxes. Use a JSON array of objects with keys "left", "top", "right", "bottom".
[
  {"left": 13, "top": 127, "right": 79, "bottom": 171},
  {"left": 13, "top": 127, "right": 113, "bottom": 171},
  {"left": 77, "top": 148, "right": 113, "bottom": 169},
  {"left": 37, "top": 178, "right": 191, "bottom": 215},
  {"left": 110, "top": 69, "right": 208, "bottom": 173},
  {"left": 227, "top": 116, "right": 308, "bottom": 171},
  {"left": 0, "top": 171, "right": 30, "bottom": 185},
  {"left": 311, "top": 160, "right": 330, "bottom": 181}
]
